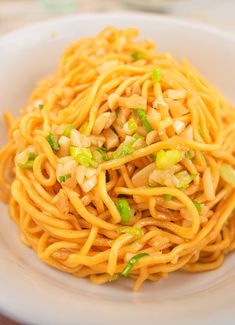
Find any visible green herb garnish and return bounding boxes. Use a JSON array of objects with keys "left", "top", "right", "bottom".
[
  {"left": 135, "top": 108, "right": 152, "bottom": 132},
  {"left": 127, "top": 118, "right": 138, "bottom": 132},
  {"left": 17, "top": 152, "right": 37, "bottom": 169},
  {"left": 122, "top": 253, "right": 149, "bottom": 277},
  {"left": 112, "top": 142, "right": 134, "bottom": 159},
  {"left": 152, "top": 68, "right": 162, "bottom": 83},
  {"left": 70, "top": 146, "right": 98, "bottom": 168},
  {"left": 63, "top": 125, "right": 75, "bottom": 137},
  {"left": 192, "top": 200, "right": 202, "bottom": 213},
  {"left": 131, "top": 52, "right": 145, "bottom": 60},
  {"left": 96, "top": 146, "right": 108, "bottom": 161},
  {"left": 116, "top": 199, "right": 132, "bottom": 223},
  {"left": 164, "top": 194, "right": 173, "bottom": 201},
  {"left": 155, "top": 149, "right": 181, "bottom": 170},
  {"left": 59, "top": 173, "right": 71, "bottom": 183},
  {"left": 185, "top": 150, "right": 195, "bottom": 160},
  {"left": 47, "top": 133, "right": 60, "bottom": 151},
  {"left": 119, "top": 226, "right": 143, "bottom": 238},
  {"left": 175, "top": 170, "right": 193, "bottom": 190}
]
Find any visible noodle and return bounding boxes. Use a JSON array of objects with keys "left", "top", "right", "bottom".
[{"left": 1, "top": 26, "right": 235, "bottom": 290}]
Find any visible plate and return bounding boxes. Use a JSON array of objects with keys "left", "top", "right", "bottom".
[{"left": 0, "top": 13, "right": 235, "bottom": 325}]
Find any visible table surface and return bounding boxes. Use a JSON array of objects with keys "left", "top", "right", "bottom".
[{"left": 0, "top": 0, "right": 235, "bottom": 324}]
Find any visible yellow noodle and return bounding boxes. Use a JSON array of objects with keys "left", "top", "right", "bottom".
[{"left": 0, "top": 26, "right": 235, "bottom": 291}]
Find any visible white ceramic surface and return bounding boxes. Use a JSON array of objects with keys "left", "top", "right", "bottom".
[{"left": 0, "top": 13, "right": 235, "bottom": 325}]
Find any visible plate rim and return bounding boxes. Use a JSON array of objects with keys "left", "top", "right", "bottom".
[{"left": 0, "top": 11, "right": 235, "bottom": 46}]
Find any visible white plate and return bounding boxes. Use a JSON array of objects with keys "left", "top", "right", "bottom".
[{"left": 0, "top": 13, "right": 235, "bottom": 325}]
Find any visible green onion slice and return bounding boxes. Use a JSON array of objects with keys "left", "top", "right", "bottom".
[
  {"left": 175, "top": 170, "right": 193, "bottom": 190},
  {"left": 17, "top": 152, "right": 37, "bottom": 169},
  {"left": 127, "top": 118, "right": 138, "bottom": 132},
  {"left": 133, "top": 133, "right": 141, "bottom": 140},
  {"left": 112, "top": 134, "right": 142, "bottom": 159},
  {"left": 152, "top": 68, "right": 162, "bottom": 84},
  {"left": 70, "top": 145, "right": 80, "bottom": 158},
  {"left": 116, "top": 199, "right": 132, "bottom": 222},
  {"left": 119, "top": 226, "right": 143, "bottom": 238},
  {"left": 96, "top": 146, "right": 108, "bottom": 161},
  {"left": 92, "top": 150, "right": 103, "bottom": 164},
  {"left": 164, "top": 194, "right": 173, "bottom": 201},
  {"left": 131, "top": 52, "right": 145, "bottom": 60},
  {"left": 70, "top": 146, "right": 98, "bottom": 168},
  {"left": 220, "top": 163, "right": 235, "bottom": 187},
  {"left": 135, "top": 108, "right": 152, "bottom": 132},
  {"left": 192, "top": 200, "right": 202, "bottom": 213},
  {"left": 47, "top": 133, "right": 60, "bottom": 151},
  {"left": 112, "top": 142, "right": 134, "bottom": 159},
  {"left": 63, "top": 125, "right": 75, "bottom": 137},
  {"left": 38, "top": 104, "right": 44, "bottom": 110},
  {"left": 59, "top": 173, "right": 71, "bottom": 183},
  {"left": 185, "top": 150, "right": 195, "bottom": 160},
  {"left": 156, "top": 149, "right": 181, "bottom": 170},
  {"left": 122, "top": 253, "right": 149, "bottom": 277}
]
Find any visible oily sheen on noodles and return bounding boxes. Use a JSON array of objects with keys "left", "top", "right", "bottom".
[{"left": 1, "top": 27, "right": 235, "bottom": 291}]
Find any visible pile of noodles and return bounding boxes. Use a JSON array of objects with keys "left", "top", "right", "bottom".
[{"left": 1, "top": 26, "right": 235, "bottom": 291}]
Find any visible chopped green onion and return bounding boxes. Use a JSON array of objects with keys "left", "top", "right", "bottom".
[
  {"left": 164, "top": 194, "right": 173, "bottom": 201},
  {"left": 92, "top": 150, "right": 103, "bottom": 164},
  {"left": 96, "top": 146, "right": 108, "bottom": 161},
  {"left": 63, "top": 125, "right": 75, "bottom": 137},
  {"left": 70, "top": 146, "right": 80, "bottom": 158},
  {"left": 135, "top": 108, "right": 152, "bottom": 132},
  {"left": 112, "top": 134, "right": 142, "bottom": 159},
  {"left": 18, "top": 152, "right": 37, "bottom": 169},
  {"left": 175, "top": 170, "right": 193, "bottom": 190},
  {"left": 47, "top": 133, "right": 60, "bottom": 151},
  {"left": 220, "top": 163, "right": 235, "bottom": 187},
  {"left": 59, "top": 173, "right": 71, "bottom": 183},
  {"left": 122, "top": 253, "right": 149, "bottom": 277},
  {"left": 133, "top": 133, "right": 141, "bottom": 140},
  {"left": 116, "top": 199, "right": 132, "bottom": 222},
  {"left": 152, "top": 68, "right": 162, "bottom": 84},
  {"left": 192, "top": 200, "right": 202, "bottom": 213},
  {"left": 119, "top": 226, "right": 143, "bottom": 238},
  {"left": 112, "top": 143, "right": 134, "bottom": 159},
  {"left": 77, "top": 152, "right": 92, "bottom": 167},
  {"left": 185, "top": 150, "right": 195, "bottom": 160},
  {"left": 131, "top": 52, "right": 145, "bottom": 60},
  {"left": 38, "top": 104, "right": 44, "bottom": 110},
  {"left": 127, "top": 118, "right": 138, "bottom": 132},
  {"left": 155, "top": 149, "right": 181, "bottom": 170},
  {"left": 28, "top": 152, "right": 37, "bottom": 159},
  {"left": 70, "top": 146, "right": 98, "bottom": 168}
]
